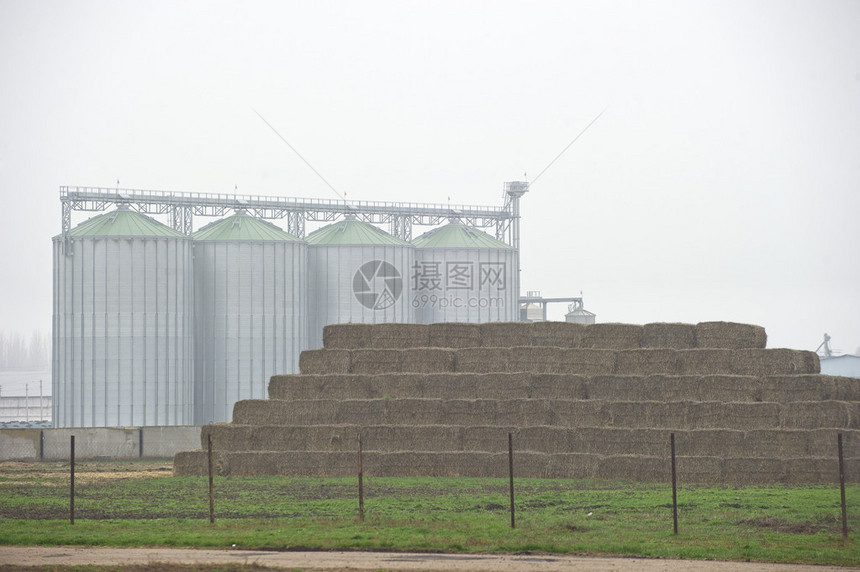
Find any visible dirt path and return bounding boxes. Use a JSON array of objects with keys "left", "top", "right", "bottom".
[{"left": 0, "top": 547, "right": 856, "bottom": 571}]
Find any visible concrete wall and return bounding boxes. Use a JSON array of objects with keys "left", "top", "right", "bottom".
[{"left": 0, "top": 426, "right": 201, "bottom": 461}]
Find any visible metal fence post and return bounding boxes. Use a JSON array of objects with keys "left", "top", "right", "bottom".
[
  {"left": 671, "top": 433, "right": 678, "bottom": 535},
  {"left": 839, "top": 433, "right": 848, "bottom": 538},
  {"left": 358, "top": 433, "right": 365, "bottom": 523},
  {"left": 509, "top": 432, "right": 515, "bottom": 529},
  {"left": 70, "top": 435, "right": 75, "bottom": 525},
  {"left": 208, "top": 434, "right": 215, "bottom": 524}
]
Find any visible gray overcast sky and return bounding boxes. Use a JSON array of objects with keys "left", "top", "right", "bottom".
[{"left": 1, "top": 0, "right": 858, "bottom": 353}]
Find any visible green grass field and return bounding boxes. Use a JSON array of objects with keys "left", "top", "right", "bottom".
[{"left": 0, "top": 460, "right": 858, "bottom": 566}]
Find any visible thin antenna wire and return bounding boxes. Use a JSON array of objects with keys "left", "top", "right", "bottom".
[
  {"left": 531, "top": 106, "right": 608, "bottom": 185},
  {"left": 252, "top": 108, "right": 348, "bottom": 202}
]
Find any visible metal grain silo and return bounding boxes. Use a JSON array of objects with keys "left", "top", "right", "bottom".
[
  {"left": 52, "top": 207, "right": 194, "bottom": 427},
  {"left": 192, "top": 212, "right": 307, "bottom": 424},
  {"left": 306, "top": 217, "right": 413, "bottom": 348},
  {"left": 411, "top": 222, "right": 517, "bottom": 323},
  {"left": 565, "top": 300, "right": 596, "bottom": 324}
]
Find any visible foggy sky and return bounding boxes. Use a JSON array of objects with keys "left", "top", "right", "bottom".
[{"left": 1, "top": 0, "right": 858, "bottom": 354}]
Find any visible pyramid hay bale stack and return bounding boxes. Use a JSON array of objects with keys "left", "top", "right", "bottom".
[{"left": 175, "top": 321, "right": 860, "bottom": 484}]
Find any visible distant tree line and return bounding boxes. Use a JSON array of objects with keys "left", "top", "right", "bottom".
[{"left": 0, "top": 331, "right": 50, "bottom": 370}]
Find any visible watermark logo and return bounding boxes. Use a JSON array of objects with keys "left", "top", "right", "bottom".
[
  {"left": 353, "top": 260, "right": 403, "bottom": 310},
  {"left": 411, "top": 260, "right": 508, "bottom": 312},
  {"left": 412, "top": 261, "right": 507, "bottom": 292}
]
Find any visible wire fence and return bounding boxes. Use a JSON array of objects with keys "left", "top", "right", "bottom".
[{"left": 0, "top": 432, "right": 855, "bottom": 541}]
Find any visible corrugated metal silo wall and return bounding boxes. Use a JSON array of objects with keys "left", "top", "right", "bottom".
[
  {"left": 412, "top": 247, "right": 518, "bottom": 323},
  {"left": 308, "top": 244, "right": 413, "bottom": 348},
  {"left": 52, "top": 236, "right": 194, "bottom": 427},
  {"left": 193, "top": 240, "right": 307, "bottom": 424}
]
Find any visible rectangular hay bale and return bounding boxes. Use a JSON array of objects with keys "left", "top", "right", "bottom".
[
  {"left": 454, "top": 347, "right": 517, "bottom": 373},
  {"left": 785, "top": 458, "right": 840, "bottom": 484},
  {"left": 722, "top": 458, "right": 788, "bottom": 484},
  {"left": 493, "top": 399, "right": 558, "bottom": 426},
  {"left": 323, "top": 324, "right": 372, "bottom": 348},
  {"left": 459, "top": 347, "right": 616, "bottom": 375},
  {"left": 573, "top": 427, "right": 671, "bottom": 456},
  {"left": 580, "top": 323, "right": 643, "bottom": 349},
  {"left": 615, "top": 349, "right": 680, "bottom": 375},
  {"left": 779, "top": 401, "right": 859, "bottom": 429},
  {"left": 679, "top": 430, "right": 745, "bottom": 457},
  {"left": 299, "top": 349, "right": 351, "bottom": 374},
  {"left": 675, "top": 456, "right": 725, "bottom": 484},
  {"left": 173, "top": 451, "right": 209, "bottom": 476},
  {"left": 689, "top": 375, "right": 760, "bottom": 402},
  {"left": 677, "top": 349, "right": 735, "bottom": 375},
  {"left": 370, "top": 323, "right": 430, "bottom": 348},
  {"left": 561, "top": 349, "right": 617, "bottom": 376},
  {"left": 741, "top": 430, "right": 814, "bottom": 458},
  {"left": 731, "top": 349, "right": 820, "bottom": 376},
  {"left": 465, "top": 372, "right": 534, "bottom": 399},
  {"left": 759, "top": 375, "right": 828, "bottom": 403},
  {"left": 641, "top": 323, "right": 696, "bottom": 349},
  {"left": 688, "top": 401, "right": 780, "bottom": 430},
  {"left": 550, "top": 400, "right": 609, "bottom": 427},
  {"left": 532, "top": 453, "right": 600, "bottom": 480},
  {"left": 584, "top": 375, "right": 756, "bottom": 402},
  {"left": 480, "top": 322, "right": 531, "bottom": 347},
  {"left": 350, "top": 349, "right": 403, "bottom": 374},
  {"left": 529, "top": 321, "right": 585, "bottom": 348},
  {"left": 596, "top": 455, "right": 668, "bottom": 482},
  {"left": 268, "top": 373, "right": 370, "bottom": 401},
  {"left": 400, "top": 348, "right": 456, "bottom": 373},
  {"left": 428, "top": 322, "right": 481, "bottom": 348},
  {"left": 759, "top": 374, "right": 857, "bottom": 402},
  {"left": 507, "top": 346, "right": 569, "bottom": 373},
  {"left": 585, "top": 374, "right": 758, "bottom": 403},
  {"left": 528, "top": 373, "right": 589, "bottom": 400},
  {"left": 695, "top": 321, "right": 767, "bottom": 349}
]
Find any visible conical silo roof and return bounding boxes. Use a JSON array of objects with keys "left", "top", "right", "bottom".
[
  {"left": 68, "top": 208, "right": 184, "bottom": 238},
  {"left": 306, "top": 218, "right": 408, "bottom": 246},
  {"left": 193, "top": 213, "right": 302, "bottom": 241},
  {"left": 412, "top": 222, "right": 511, "bottom": 249}
]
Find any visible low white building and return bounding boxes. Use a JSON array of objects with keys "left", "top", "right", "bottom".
[{"left": 820, "top": 354, "right": 860, "bottom": 378}]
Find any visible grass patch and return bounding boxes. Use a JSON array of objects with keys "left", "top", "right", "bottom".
[{"left": 0, "top": 461, "right": 857, "bottom": 565}]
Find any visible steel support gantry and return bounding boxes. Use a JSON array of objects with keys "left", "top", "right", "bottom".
[{"left": 59, "top": 184, "right": 528, "bottom": 255}]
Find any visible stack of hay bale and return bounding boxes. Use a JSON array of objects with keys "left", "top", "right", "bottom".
[{"left": 174, "top": 322, "right": 859, "bottom": 483}]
